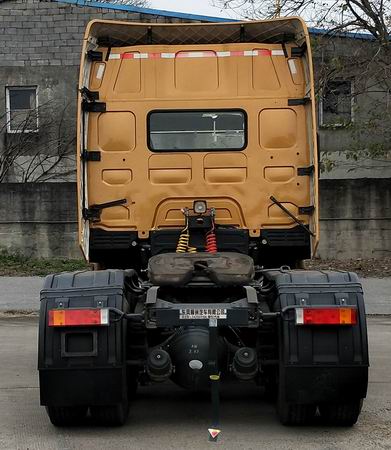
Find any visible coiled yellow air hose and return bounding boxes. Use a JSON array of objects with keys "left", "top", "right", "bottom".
[{"left": 176, "top": 211, "right": 197, "bottom": 253}]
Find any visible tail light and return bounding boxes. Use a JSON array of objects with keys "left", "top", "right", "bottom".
[
  {"left": 295, "top": 307, "right": 357, "bottom": 326},
  {"left": 48, "top": 308, "right": 109, "bottom": 327}
]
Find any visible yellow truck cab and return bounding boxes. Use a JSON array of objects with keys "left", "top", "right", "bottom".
[{"left": 77, "top": 18, "right": 319, "bottom": 269}]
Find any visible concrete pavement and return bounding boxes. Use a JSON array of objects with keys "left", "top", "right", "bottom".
[
  {"left": 0, "top": 275, "right": 390, "bottom": 314},
  {"left": 361, "top": 278, "right": 391, "bottom": 314},
  {"left": 0, "top": 316, "right": 390, "bottom": 449},
  {"left": 0, "top": 276, "right": 43, "bottom": 312}
]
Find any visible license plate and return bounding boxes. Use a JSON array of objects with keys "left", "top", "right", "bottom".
[{"left": 179, "top": 308, "right": 227, "bottom": 320}]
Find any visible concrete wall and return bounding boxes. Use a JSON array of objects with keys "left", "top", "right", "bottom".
[
  {"left": 1, "top": 179, "right": 390, "bottom": 260},
  {"left": 0, "top": 182, "right": 80, "bottom": 258},
  {"left": 317, "top": 178, "right": 391, "bottom": 259}
]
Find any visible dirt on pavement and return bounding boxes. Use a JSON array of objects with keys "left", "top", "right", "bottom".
[{"left": 305, "top": 257, "right": 391, "bottom": 278}]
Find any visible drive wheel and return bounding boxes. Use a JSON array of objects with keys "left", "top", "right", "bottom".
[
  {"left": 277, "top": 395, "right": 316, "bottom": 425},
  {"left": 319, "top": 399, "right": 363, "bottom": 426},
  {"left": 46, "top": 405, "right": 88, "bottom": 426},
  {"left": 90, "top": 401, "right": 129, "bottom": 426}
]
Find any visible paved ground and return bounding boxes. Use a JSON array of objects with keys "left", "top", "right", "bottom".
[
  {"left": 0, "top": 316, "right": 390, "bottom": 450},
  {"left": 0, "top": 276, "right": 390, "bottom": 314},
  {"left": 0, "top": 277, "right": 43, "bottom": 312}
]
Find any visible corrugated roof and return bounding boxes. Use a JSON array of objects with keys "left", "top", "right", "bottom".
[
  {"left": 53, "top": 0, "right": 374, "bottom": 40},
  {"left": 309, "top": 27, "right": 375, "bottom": 41},
  {"left": 54, "top": 0, "right": 234, "bottom": 22}
]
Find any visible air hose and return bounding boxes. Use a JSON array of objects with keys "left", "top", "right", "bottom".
[
  {"left": 176, "top": 209, "right": 197, "bottom": 253},
  {"left": 206, "top": 209, "right": 217, "bottom": 253}
]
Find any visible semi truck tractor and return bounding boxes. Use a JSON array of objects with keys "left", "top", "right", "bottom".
[{"left": 38, "top": 17, "right": 368, "bottom": 430}]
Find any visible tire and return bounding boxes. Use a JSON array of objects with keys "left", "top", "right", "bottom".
[
  {"left": 319, "top": 399, "right": 363, "bottom": 426},
  {"left": 46, "top": 406, "right": 88, "bottom": 426},
  {"left": 90, "top": 401, "right": 129, "bottom": 426},
  {"left": 277, "top": 394, "right": 316, "bottom": 426}
]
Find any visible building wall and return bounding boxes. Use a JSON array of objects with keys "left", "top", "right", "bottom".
[
  {"left": 0, "top": 0, "right": 199, "bottom": 182},
  {"left": 0, "top": 0, "right": 189, "bottom": 69},
  {"left": 312, "top": 35, "right": 391, "bottom": 179},
  {"left": 0, "top": 180, "right": 390, "bottom": 260},
  {"left": 1, "top": 1, "right": 390, "bottom": 181}
]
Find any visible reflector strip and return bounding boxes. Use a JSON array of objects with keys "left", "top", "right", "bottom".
[
  {"left": 48, "top": 308, "right": 110, "bottom": 327},
  {"left": 95, "top": 63, "right": 105, "bottom": 80},
  {"left": 161, "top": 52, "right": 176, "bottom": 59},
  {"left": 272, "top": 49, "right": 285, "bottom": 56},
  {"left": 295, "top": 307, "right": 357, "bottom": 325},
  {"left": 177, "top": 51, "right": 215, "bottom": 58},
  {"left": 108, "top": 49, "right": 285, "bottom": 60},
  {"left": 296, "top": 307, "right": 304, "bottom": 324},
  {"left": 216, "top": 51, "right": 230, "bottom": 57}
]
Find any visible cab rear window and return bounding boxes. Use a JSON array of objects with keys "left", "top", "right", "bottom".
[{"left": 148, "top": 110, "right": 246, "bottom": 151}]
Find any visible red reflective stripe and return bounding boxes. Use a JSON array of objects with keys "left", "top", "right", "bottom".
[
  {"left": 149, "top": 52, "right": 161, "bottom": 59},
  {"left": 258, "top": 49, "right": 272, "bottom": 56},
  {"left": 202, "top": 51, "right": 217, "bottom": 57},
  {"left": 121, "top": 52, "right": 135, "bottom": 59},
  {"left": 48, "top": 309, "right": 105, "bottom": 327},
  {"left": 230, "top": 50, "right": 244, "bottom": 57}
]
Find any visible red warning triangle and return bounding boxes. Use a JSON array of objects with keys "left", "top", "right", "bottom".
[{"left": 208, "top": 428, "right": 221, "bottom": 440}]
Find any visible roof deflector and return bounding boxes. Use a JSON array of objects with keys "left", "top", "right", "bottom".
[{"left": 86, "top": 18, "right": 308, "bottom": 47}]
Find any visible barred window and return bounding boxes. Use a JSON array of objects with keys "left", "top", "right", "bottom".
[
  {"left": 6, "top": 86, "right": 38, "bottom": 133},
  {"left": 320, "top": 80, "right": 353, "bottom": 126}
]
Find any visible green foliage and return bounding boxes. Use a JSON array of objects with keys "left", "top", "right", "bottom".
[
  {"left": 348, "top": 111, "right": 391, "bottom": 160},
  {"left": 0, "top": 249, "right": 88, "bottom": 276},
  {"left": 320, "top": 152, "right": 338, "bottom": 172},
  {"left": 321, "top": 106, "right": 391, "bottom": 172}
]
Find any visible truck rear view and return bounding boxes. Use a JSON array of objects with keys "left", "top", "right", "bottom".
[{"left": 38, "top": 18, "right": 368, "bottom": 431}]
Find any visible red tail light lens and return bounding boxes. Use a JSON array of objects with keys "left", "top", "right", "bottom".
[
  {"left": 295, "top": 307, "right": 357, "bottom": 325},
  {"left": 48, "top": 308, "right": 109, "bottom": 327}
]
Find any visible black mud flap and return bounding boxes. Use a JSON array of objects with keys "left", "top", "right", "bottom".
[
  {"left": 38, "top": 270, "right": 129, "bottom": 407},
  {"left": 263, "top": 269, "right": 369, "bottom": 405}
]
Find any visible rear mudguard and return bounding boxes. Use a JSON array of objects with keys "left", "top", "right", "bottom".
[
  {"left": 263, "top": 269, "right": 369, "bottom": 404},
  {"left": 38, "top": 270, "right": 129, "bottom": 407}
]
